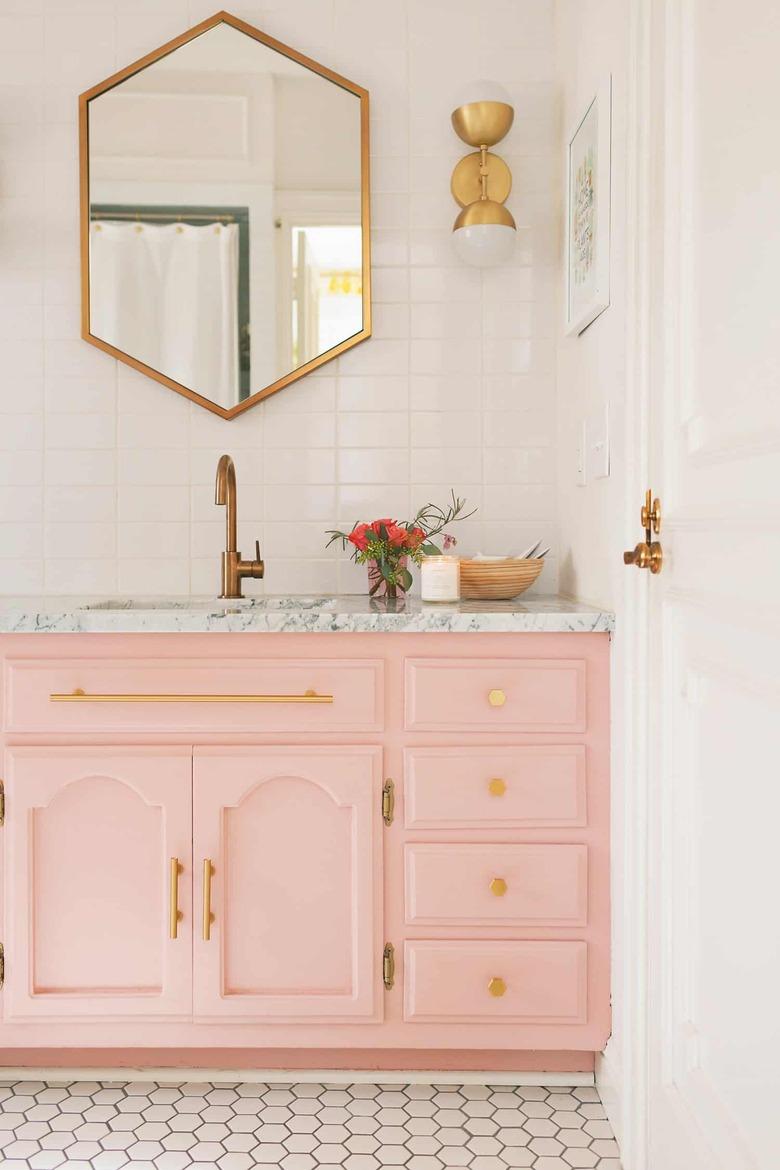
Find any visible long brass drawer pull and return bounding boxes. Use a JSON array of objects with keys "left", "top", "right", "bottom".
[
  {"left": 169, "top": 857, "right": 183, "bottom": 939},
  {"left": 51, "top": 688, "right": 333, "bottom": 704},
  {"left": 202, "top": 859, "right": 215, "bottom": 941}
]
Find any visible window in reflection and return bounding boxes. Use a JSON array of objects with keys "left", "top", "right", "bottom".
[{"left": 290, "top": 225, "right": 362, "bottom": 369}]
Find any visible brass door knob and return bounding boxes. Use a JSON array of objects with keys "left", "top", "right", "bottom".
[
  {"left": 488, "top": 689, "right": 506, "bottom": 707},
  {"left": 488, "top": 777, "right": 506, "bottom": 797},
  {"left": 490, "top": 877, "right": 507, "bottom": 897},
  {"left": 488, "top": 976, "right": 507, "bottom": 997},
  {"left": 624, "top": 490, "right": 663, "bottom": 573},
  {"left": 623, "top": 541, "right": 663, "bottom": 574}
]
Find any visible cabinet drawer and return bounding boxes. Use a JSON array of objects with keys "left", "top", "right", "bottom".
[
  {"left": 404, "top": 746, "right": 587, "bottom": 829},
  {"left": 405, "top": 844, "right": 588, "bottom": 927},
  {"left": 404, "top": 940, "right": 587, "bottom": 1023},
  {"left": 405, "top": 658, "right": 586, "bottom": 733},
  {"left": 5, "top": 657, "right": 384, "bottom": 734}
]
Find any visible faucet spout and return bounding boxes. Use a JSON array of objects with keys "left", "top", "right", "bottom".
[
  {"left": 214, "top": 454, "right": 264, "bottom": 598},
  {"left": 215, "top": 454, "right": 238, "bottom": 553}
]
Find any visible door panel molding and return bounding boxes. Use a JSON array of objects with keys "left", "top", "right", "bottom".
[
  {"left": 2, "top": 747, "right": 193, "bottom": 1023},
  {"left": 192, "top": 746, "right": 383, "bottom": 1024}
]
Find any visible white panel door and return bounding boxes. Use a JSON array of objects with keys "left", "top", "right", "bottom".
[{"left": 643, "top": 2, "right": 780, "bottom": 1167}]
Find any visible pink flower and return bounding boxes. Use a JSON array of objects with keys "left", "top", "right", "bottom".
[{"left": 442, "top": 533, "right": 457, "bottom": 550}]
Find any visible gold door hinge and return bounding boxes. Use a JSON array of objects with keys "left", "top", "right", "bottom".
[
  {"left": 383, "top": 942, "right": 395, "bottom": 990},
  {"left": 0, "top": 943, "right": 4, "bottom": 989},
  {"left": 381, "top": 778, "right": 395, "bottom": 826},
  {"left": 0, "top": 779, "right": 4, "bottom": 826}
]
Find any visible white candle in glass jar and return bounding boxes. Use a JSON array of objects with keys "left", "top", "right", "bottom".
[{"left": 420, "top": 555, "right": 460, "bottom": 602}]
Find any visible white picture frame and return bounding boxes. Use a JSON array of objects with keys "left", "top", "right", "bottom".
[{"left": 565, "top": 77, "right": 612, "bottom": 335}]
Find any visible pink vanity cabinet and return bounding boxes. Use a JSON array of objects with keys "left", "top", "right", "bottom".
[{"left": 0, "top": 630, "right": 610, "bottom": 1069}]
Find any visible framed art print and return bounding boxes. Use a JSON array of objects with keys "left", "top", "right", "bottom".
[{"left": 565, "top": 77, "right": 612, "bottom": 335}]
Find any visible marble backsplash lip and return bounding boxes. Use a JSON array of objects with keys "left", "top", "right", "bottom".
[{"left": 0, "top": 594, "right": 614, "bottom": 634}]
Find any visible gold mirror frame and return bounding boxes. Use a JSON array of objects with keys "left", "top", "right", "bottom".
[{"left": 78, "top": 9, "right": 371, "bottom": 420}]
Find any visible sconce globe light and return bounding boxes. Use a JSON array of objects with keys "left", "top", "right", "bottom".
[
  {"left": 453, "top": 200, "right": 516, "bottom": 268},
  {"left": 450, "top": 80, "right": 516, "bottom": 267}
]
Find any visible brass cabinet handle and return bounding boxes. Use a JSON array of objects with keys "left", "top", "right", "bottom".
[
  {"left": 489, "top": 877, "right": 508, "bottom": 897},
  {"left": 169, "top": 857, "right": 183, "bottom": 939},
  {"left": 487, "top": 777, "right": 506, "bottom": 797},
  {"left": 382, "top": 943, "right": 395, "bottom": 990},
  {"left": 202, "top": 859, "right": 215, "bottom": 941},
  {"left": 51, "top": 688, "right": 333, "bottom": 704},
  {"left": 488, "top": 689, "right": 506, "bottom": 707},
  {"left": 488, "top": 976, "right": 507, "bottom": 997}
]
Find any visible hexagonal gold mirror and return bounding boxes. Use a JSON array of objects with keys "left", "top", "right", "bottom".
[{"left": 79, "top": 10, "right": 370, "bottom": 419}]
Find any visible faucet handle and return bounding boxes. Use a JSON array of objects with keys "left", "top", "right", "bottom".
[{"left": 247, "top": 540, "right": 264, "bottom": 581}]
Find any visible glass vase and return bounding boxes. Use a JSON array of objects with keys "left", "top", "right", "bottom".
[{"left": 367, "top": 556, "right": 408, "bottom": 600}]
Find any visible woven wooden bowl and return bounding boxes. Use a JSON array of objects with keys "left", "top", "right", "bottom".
[{"left": 459, "top": 557, "right": 544, "bottom": 600}]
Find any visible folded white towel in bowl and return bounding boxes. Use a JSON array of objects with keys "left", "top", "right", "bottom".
[{"left": 471, "top": 540, "right": 549, "bottom": 561}]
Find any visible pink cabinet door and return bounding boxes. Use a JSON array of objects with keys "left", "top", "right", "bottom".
[
  {"left": 3, "top": 747, "right": 192, "bottom": 1022},
  {"left": 193, "top": 746, "right": 382, "bottom": 1022}
]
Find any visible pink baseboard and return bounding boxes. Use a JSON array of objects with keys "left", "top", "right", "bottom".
[{"left": 0, "top": 1048, "right": 595, "bottom": 1073}]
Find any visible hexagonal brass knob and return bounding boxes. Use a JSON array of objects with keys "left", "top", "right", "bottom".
[
  {"left": 487, "top": 777, "right": 506, "bottom": 797},
  {"left": 488, "top": 976, "right": 507, "bottom": 997},
  {"left": 490, "top": 877, "right": 508, "bottom": 897},
  {"left": 488, "top": 688, "right": 506, "bottom": 707}
]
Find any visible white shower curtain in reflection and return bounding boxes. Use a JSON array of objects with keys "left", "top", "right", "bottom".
[{"left": 89, "top": 220, "right": 240, "bottom": 408}]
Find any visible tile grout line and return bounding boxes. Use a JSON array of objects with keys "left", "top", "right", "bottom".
[{"left": 0, "top": 1078, "right": 622, "bottom": 1169}]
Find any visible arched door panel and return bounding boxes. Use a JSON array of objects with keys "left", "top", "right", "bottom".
[
  {"left": 3, "top": 747, "right": 192, "bottom": 1021},
  {"left": 193, "top": 747, "right": 382, "bottom": 1022}
]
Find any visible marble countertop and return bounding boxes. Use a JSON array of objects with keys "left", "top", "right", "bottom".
[{"left": 0, "top": 594, "right": 614, "bottom": 634}]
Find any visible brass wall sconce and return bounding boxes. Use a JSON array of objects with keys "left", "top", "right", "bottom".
[{"left": 451, "top": 82, "right": 516, "bottom": 266}]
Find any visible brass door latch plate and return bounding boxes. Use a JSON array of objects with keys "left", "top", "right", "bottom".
[{"left": 624, "top": 489, "right": 664, "bottom": 573}]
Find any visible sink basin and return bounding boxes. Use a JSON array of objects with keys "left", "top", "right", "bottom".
[{"left": 80, "top": 596, "right": 337, "bottom": 612}]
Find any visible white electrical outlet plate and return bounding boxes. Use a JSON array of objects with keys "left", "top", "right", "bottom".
[
  {"left": 586, "top": 405, "right": 610, "bottom": 479},
  {"left": 576, "top": 420, "right": 587, "bottom": 486}
]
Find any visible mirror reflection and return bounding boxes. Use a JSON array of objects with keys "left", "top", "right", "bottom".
[{"left": 84, "top": 17, "right": 369, "bottom": 416}]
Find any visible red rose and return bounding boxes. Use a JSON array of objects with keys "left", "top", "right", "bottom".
[
  {"left": 409, "top": 527, "right": 425, "bottom": 547},
  {"left": 371, "top": 517, "right": 394, "bottom": 536},
  {"left": 385, "top": 523, "right": 408, "bottom": 548},
  {"left": 348, "top": 522, "right": 370, "bottom": 552}
]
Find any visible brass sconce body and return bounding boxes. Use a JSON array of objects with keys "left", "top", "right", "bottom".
[{"left": 450, "top": 87, "right": 516, "bottom": 265}]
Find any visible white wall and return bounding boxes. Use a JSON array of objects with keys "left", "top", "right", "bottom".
[
  {"left": 0, "top": 0, "right": 559, "bottom": 598},
  {"left": 555, "top": 0, "right": 628, "bottom": 612},
  {"left": 554, "top": 0, "right": 632, "bottom": 1157}
]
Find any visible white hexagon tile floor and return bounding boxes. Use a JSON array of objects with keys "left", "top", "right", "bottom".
[{"left": 0, "top": 1080, "right": 622, "bottom": 1170}]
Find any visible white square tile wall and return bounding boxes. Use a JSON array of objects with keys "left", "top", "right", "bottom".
[{"left": 0, "top": 0, "right": 559, "bottom": 597}]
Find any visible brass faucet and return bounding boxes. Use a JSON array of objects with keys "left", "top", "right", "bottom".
[{"left": 214, "top": 454, "right": 264, "bottom": 598}]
